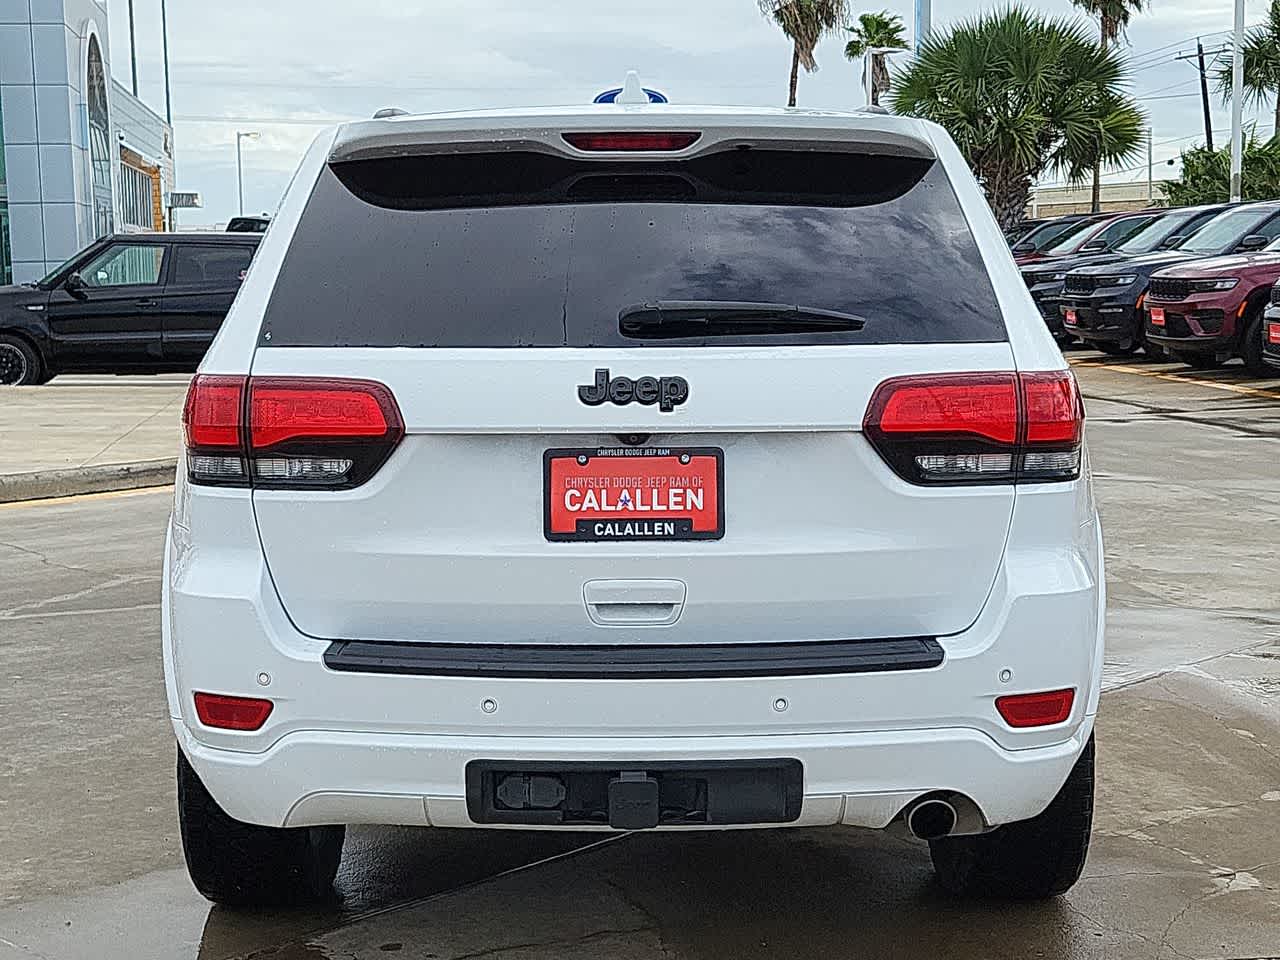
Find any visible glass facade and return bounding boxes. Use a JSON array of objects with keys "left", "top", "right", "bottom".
[
  {"left": 87, "top": 36, "right": 114, "bottom": 239},
  {"left": 1, "top": 92, "right": 10, "bottom": 285}
]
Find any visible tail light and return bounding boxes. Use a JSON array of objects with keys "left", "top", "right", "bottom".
[
  {"left": 562, "top": 131, "right": 701, "bottom": 151},
  {"left": 996, "top": 688, "right": 1075, "bottom": 728},
  {"left": 182, "top": 375, "right": 404, "bottom": 489},
  {"left": 863, "top": 370, "right": 1083, "bottom": 485}
]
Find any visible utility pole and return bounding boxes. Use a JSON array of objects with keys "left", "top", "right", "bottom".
[
  {"left": 1172, "top": 41, "right": 1223, "bottom": 150},
  {"left": 1152, "top": 126, "right": 1162, "bottom": 203},
  {"left": 127, "top": 0, "right": 138, "bottom": 96},
  {"left": 161, "top": 0, "right": 173, "bottom": 125},
  {"left": 914, "top": 0, "right": 930, "bottom": 52},
  {"left": 1230, "top": 0, "right": 1245, "bottom": 201},
  {"left": 1196, "top": 39, "right": 1214, "bottom": 151}
]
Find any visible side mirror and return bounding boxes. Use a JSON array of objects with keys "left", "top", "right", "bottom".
[
  {"left": 1079, "top": 239, "right": 1108, "bottom": 253},
  {"left": 64, "top": 273, "right": 89, "bottom": 300},
  {"left": 1160, "top": 234, "right": 1186, "bottom": 249},
  {"left": 1238, "top": 234, "right": 1269, "bottom": 252},
  {"left": 1011, "top": 241, "right": 1036, "bottom": 254}
]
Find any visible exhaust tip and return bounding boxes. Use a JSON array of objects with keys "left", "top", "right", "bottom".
[{"left": 906, "top": 799, "right": 958, "bottom": 841}]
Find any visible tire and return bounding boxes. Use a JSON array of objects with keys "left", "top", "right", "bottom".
[
  {"left": 1097, "top": 339, "right": 1138, "bottom": 356},
  {"left": 1142, "top": 338, "right": 1170, "bottom": 363},
  {"left": 1175, "top": 351, "right": 1224, "bottom": 370},
  {"left": 177, "top": 750, "right": 344, "bottom": 907},
  {"left": 929, "top": 735, "right": 1094, "bottom": 900},
  {"left": 0, "top": 333, "right": 44, "bottom": 386},
  {"left": 1241, "top": 313, "right": 1271, "bottom": 377}
]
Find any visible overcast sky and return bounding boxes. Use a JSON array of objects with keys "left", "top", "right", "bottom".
[{"left": 106, "top": 0, "right": 1278, "bottom": 225}]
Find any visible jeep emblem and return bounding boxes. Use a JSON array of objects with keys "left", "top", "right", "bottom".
[{"left": 577, "top": 368, "right": 689, "bottom": 412}]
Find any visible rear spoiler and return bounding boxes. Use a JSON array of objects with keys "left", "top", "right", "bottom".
[{"left": 328, "top": 107, "right": 938, "bottom": 165}]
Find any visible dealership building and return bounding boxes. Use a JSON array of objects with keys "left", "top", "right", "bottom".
[{"left": 1, "top": 0, "right": 174, "bottom": 285}]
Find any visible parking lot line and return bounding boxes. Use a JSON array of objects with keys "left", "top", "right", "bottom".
[
  {"left": 0, "top": 485, "right": 173, "bottom": 512},
  {"left": 1068, "top": 358, "right": 1280, "bottom": 400}
]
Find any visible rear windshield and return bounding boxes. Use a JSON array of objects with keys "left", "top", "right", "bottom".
[{"left": 260, "top": 149, "right": 1006, "bottom": 348}]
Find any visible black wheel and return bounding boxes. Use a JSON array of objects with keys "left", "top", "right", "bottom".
[
  {"left": 1175, "top": 351, "right": 1224, "bottom": 370},
  {"left": 1096, "top": 339, "right": 1139, "bottom": 356},
  {"left": 1241, "top": 313, "right": 1271, "bottom": 376},
  {"left": 177, "top": 750, "right": 344, "bottom": 907},
  {"left": 929, "top": 735, "right": 1094, "bottom": 900},
  {"left": 0, "top": 334, "right": 43, "bottom": 385},
  {"left": 1142, "top": 337, "right": 1170, "bottom": 363}
]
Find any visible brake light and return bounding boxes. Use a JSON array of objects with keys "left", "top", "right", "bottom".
[
  {"left": 996, "top": 688, "right": 1075, "bottom": 728},
  {"left": 193, "top": 692, "right": 273, "bottom": 731},
  {"left": 182, "top": 375, "right": 403, "bottom": 489},
  {"left": 863, "top": 371, "right": 1083, "bottom": 484},
  {"left": 562, "top": 131, "right": 701, "bottom": 152}
]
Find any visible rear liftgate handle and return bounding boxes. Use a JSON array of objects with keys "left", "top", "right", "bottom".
[{"left": 582, "top": 579, "right": 687, "bottom": 627}]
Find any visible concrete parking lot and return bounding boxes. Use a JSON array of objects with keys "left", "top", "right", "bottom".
[{"left": 2, "top": 354, "right": 1279, "bottom": 959}]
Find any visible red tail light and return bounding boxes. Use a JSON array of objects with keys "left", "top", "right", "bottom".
[
  {"left": 194, "top": 692, "right": 273, "bottom": 731},
  {"left": 562, "top": 131, "right": 701, "bottom": 152},
  {"left": 996, "top": 688, "right": 1075, "bottom": 728},
  {"left": 863, "top": 370, "right": 1083, "bottom": 485},
  {"left": 182, "top": 375, "right": 403, "bottom": 489}
]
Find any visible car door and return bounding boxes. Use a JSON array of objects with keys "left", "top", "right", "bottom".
[
  {"left": 43, "top": 241, "right": 168, "bottom": 370},
  {"left": 159, "top": 243, "right": 257, "bottom": 366}
]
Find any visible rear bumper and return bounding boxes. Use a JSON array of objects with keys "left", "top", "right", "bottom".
[
  {"left": 163, "top": 481, "right": 1105, "bottom": 833},
  {"left": 175, "top": 716, "right": 1092, "bottom": 831}
]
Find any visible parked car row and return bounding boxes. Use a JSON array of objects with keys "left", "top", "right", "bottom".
[{"left": 1010, "top": 203, "right": 1280, "bottom": 376}]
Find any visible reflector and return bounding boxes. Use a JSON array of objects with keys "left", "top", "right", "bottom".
[
  {"left": 996, "top": 689, "right": 1075, "bottom": 728},
  {"left": 193, "top": 692, "right": 273, "bottom": 731}
]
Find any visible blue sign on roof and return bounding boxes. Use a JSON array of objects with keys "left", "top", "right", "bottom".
[{"left": 594, "top": 87, "right": 669, "bottom": 104}]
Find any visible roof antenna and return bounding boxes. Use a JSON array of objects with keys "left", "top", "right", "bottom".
[{"left": 615, "top": 70, "right": 650, "bottom": 104}]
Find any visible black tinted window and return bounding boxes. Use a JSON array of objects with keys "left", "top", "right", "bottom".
[
  {"left": 262, "top": 150, "right": 1006, "bottom": 347},
  {"left": 172, "top": 244, "right": 254, "bottom": 287}
]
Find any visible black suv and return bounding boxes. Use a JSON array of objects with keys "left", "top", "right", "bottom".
[
  {"left": 0, "top": 232, "right": 260, "bottom": 385},
  {"left": 1021, "top": 205, "right": 1229, "bottom": 343},
  {"left": 1060, "top": 202, "right": 1280, "bottom": 356}
]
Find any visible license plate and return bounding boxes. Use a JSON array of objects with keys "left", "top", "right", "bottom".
[
  {"left": 544, "top": 447, "right": 724, "bottom": 542},
  {"left": 1149, "top": 306, "right": 1165, "bottom": 327},
  {"left": 1269, "top": 321, "right": 1280, "bottom": 345},
  {"left": 1063, "top": 308, "right": 1078, "bottom": 326}
]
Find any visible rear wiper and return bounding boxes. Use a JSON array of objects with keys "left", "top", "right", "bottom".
[{"left": 618, "top": 300, "right": 867, "bottom": 339}]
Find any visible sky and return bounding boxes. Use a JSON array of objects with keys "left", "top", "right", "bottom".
[{"left": 106, "top": 0, "right": 1278, "bottom": 226}]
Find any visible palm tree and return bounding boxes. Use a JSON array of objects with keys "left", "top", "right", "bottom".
[
  {"left": 891, "top": 8, "right": 1146, "bottom": 233},
  {"left": 1215, "top": 0, "right": 1280, "bottom": 137},
  {"left": 758, "top": 0, "right": 851, "bottom": 106},
  {"left": 1070, "top": 0, "right": 1147, "bottom": 211},
  {"left": 843, "top": 11, "right": 908, "bottom": 106}
]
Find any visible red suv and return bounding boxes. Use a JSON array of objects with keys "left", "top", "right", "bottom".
[{"left": 1144, "top": 240, "right": 1280, "bottom": 375}]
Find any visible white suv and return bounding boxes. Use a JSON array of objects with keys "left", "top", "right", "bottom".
[{"left": 164, "top": 104, "right": 1104, "bottom": 906}]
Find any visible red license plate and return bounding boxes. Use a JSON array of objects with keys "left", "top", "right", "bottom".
[
  {"left": 1149, "top": 306, "right": 1166, "bottom": 327},
  {"left": 1268, "top": 321, "right": 1280, "bottom": 345},
  {"left": 545, "top": 447, "right": 723, "bottom": 542},
  {"left": 1063, "top": 309, "right": 1078, "bottom": 326}
]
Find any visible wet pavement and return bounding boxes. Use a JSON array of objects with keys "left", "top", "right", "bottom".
[{"left": 2, "top": 353, "right": 1279, "bottom": 959}]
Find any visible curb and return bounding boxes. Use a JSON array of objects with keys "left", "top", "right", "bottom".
[{"left": 0, "top": 459, "right": 177, "bottom": 504}]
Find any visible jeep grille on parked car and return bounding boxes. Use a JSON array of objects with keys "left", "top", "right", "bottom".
[
  {"left": 1063, "top": 275, "right": 1102, "bottom": 295},
  {"left": 1147, "top": 278, "right": 1192, "bottom": 301}
]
